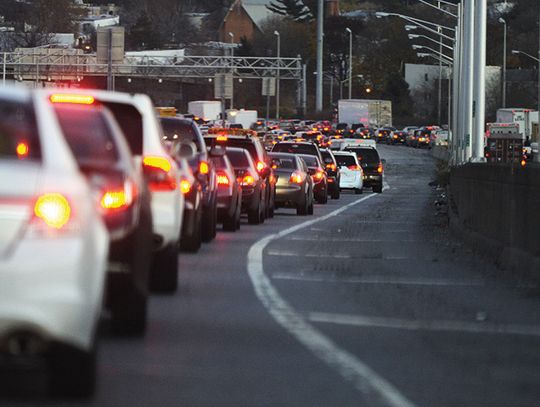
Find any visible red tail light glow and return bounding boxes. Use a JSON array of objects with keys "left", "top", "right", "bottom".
[
  {"left": 240, "top": 174, "right": 255, "bottom": 186},
  {"left": 180, "top": 179, "right": 192, "bottom": 194},
  {"left": 312, "top": 170, "right": 325, "bottom": 182},
  {"left": 348, "top": 164, "right": 360, "bottom": 171},
  {"left": 217, "top": 172, "right": 230, "bottom": 186},
  {"left": 50, "top": 94, "right": 95, "bottom": 105},
  {"left": 16, "top": 142, "right": 29, "bottom": 159},
  {"left": 256, "top": 161, "right": 266, "bottom": 173},
  {"left": 289, "top": 171, "right": 304, "bottom": 184},
  {"left": 377, "top": 163, "right": 383, "bottom": 173},
  {"left": 143, "top": 156, "right": 176, "bottom": 191},
  {"left": 199, "top": 161, "right": 209, "bottom": 175},
  {"left": 325, "top": 163, "right": 337, "bottom": 171},
  {"left": 34, "top": 193, "right": 71, "bottom": 229}
]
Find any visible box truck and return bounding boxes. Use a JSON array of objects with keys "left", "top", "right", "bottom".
[
  {"left": 188, "top": 100, "right": 223, "bottom": 122},
  {"left": 338, "top": 99, "right": 392, "bottom": 128},
  {"left": 227, "top": 109, "right": 258, "bottom": 129}
]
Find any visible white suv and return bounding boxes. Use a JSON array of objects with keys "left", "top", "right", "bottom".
[{"left": 0, "top": 85, "right": 109, "bottom": 396}]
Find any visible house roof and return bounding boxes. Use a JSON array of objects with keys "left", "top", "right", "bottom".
[{"left": 238, "top": 0, "right": 274, "bottom": 31}]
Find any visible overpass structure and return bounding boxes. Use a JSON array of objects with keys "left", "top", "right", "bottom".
[{"left": 0, "top": 50, "right": 303, "bottom": 83}]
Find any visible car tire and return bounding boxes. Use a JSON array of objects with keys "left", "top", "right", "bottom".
[
  {"left": 317, "top": 187, "right": 328, "bottom": 204},
  {"left": 331, "top": 188, "right": 340, "bottom": 200},
  {"left": 223, "top": 209, "right": 237, "bottom": 231},
  {"left": 354, "top": 187, "right": 363, "bottom": 195},
  {"left": 373, "top": 184, "right": 383, "bottom": 193},
  {"left": 181, "top": 212, "right": 202, "bottom": 253},
  {"left": 201, "top": 199, "right": 217, "bottom": 243},
  {"left": 248, "top": 205, "right": 261, "bottom": 224},
  {"left": 149, "top": 244, "right": 178, "bottom": 293},
  {"left": 48, "top": 341, "right": 96, "bottom": 398},
  {"left": 296, "top": 196, "right": 308, "bottom": 216},
  {"left": 307, "top": 199, "right": 314, "bottom": 215}
]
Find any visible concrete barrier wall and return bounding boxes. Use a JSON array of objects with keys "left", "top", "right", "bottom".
[
  {"left": 450, "top": 164, "right": 540, "bottom": 265},
  {"left": 431, "top": 145, "right": 450, "bottom": 161}
]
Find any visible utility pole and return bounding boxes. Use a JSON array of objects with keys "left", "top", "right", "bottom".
[
  {"left": 472, "top": 0, "right": 487, "bottom": 161},
  {"left": 315, "top": 0, "right": 324, "bottom": 112},
  {"left": 536, "top": 9, "right": 540, "bottom": 162},
  {"left": 463, "top": 0, "right": 475, "bottom": 162}
]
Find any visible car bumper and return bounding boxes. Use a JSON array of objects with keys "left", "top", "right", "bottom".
[
  {"left": 0, "top": 233, "right": 108, "bottom": 352},
  {"left": 150, "top": 190, "right": 184, "bottom": 250},
  {"left": 275, "top": 184, "right": 305, "bottom": 207},
  {"left": 363, "top": 174, "right": 383, "bottom": 187},
  {"left": 340, "top": 173, "right": 362, "bottom": 189}
]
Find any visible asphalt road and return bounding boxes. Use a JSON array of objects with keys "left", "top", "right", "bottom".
[{"left": 6, "top": 145, "right": 540, "bottom": 407}]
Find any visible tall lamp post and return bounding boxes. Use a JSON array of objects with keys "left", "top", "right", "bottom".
[
  {"left": 228, "top": 32, "right": 234, "bottom": 109},
  {"left": 499, "top": 18, "right": 507, "bottom": 108},
  {"left": 274, "top": 30, "right": 280, "bottom": 120},
  {"left": 345, "top": 27, "right": 352, "bottom": 99}
]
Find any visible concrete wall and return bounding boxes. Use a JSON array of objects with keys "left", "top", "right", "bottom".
[{"left": 450, "top": 163, "right": 540, "bottom": 273}]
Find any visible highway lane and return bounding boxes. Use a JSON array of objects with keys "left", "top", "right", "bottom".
[{"left": 6, "top": 145, "right": 540, "bottom": 406}]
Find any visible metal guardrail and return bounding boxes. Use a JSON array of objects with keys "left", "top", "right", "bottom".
[{"left": 0, "top": 52, "right": 303, "bottom": 82}]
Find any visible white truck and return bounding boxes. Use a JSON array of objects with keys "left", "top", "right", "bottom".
[
  {"left": 496, "top": 108, "right": 538, "bottom": 142},
  {"left": 227, "top": 109, "right": 258, "bottom": 129},
  {"left": 188, "top": 100, "right": 223, "bottom": 122},
  {"left": 338, "top": 99, "right": 393, "bottom": 128}
]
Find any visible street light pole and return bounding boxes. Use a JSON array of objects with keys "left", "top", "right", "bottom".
[
  {"left": 346, "top": 27, "right": 352, "bottom": 99},
  {"left": 472, "top": 0, "right": 487, "bottom": 161},
  {"left": 499, "top": 18, "right": 507, "bottom": 108},
  {"left": 316, "top": 0, "right": 324, "bottom": 112},
  {"left": 438, "top": 24, "right": 443, "bottom": 126},
  {"left": 229, "top": 32, "right": 234, "bottom": 109},
  {"left": 463, "top": 0, "right": 475, "bottom": 162},
  {"left": 274, "top": 30, "right": 280, "bottom": 120},
  {"left": 537, "top": 10, "right": 540, "bottom": 163}
]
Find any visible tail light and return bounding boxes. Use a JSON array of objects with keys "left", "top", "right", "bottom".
[
  {"left": 16, "top": 142, "right": 29, "bottom": 159},
  {"left": 325, "top": 163, "right": 337, "bottom": 171},
  {"left": 348, "top": 164, "right": 360, "bottom": 171},
  {"left": 240, "top": 174, "right": 256, "bottom": 186},
  {"left": 521, "top": 159, "right": 527, "bottom": 167},
  {"left": 217, "top": 171, "right": 230, "bottom": 186},
  {"left": 289, "top": 171, "right": 304, "bottom": 184},
  {"left": 256, "top": 161, "right": 266, "bottom": 173},
  {"left": 143, "top": 156, "right": 177, "bottom": 191},
  {"left": 50, "top": 94, "right": 95, "bottom": 105},
  {"left": 312, "top": 170, "right": 325, "bottom": 182},
  {"left": 100, "top": 180, "right": 135, "bottom": 211},
  {"left": 179, "top": 179, "right": 192, "bottom": 194},
  {"left": 377, "top": 163, "right": 383, "bottom": 173},
  {"left": 199, "top": 161, "right": 210, "bottom": 175},
  {"left": 34, "top": 193, "right": 71, "bottom": 229}
]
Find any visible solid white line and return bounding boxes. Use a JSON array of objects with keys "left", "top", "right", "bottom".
[
  {"left": 285, "top": 236, "right": 421, "bottom": 243},
  {"left": 266, "top": 250, "right": 351, "bottom": 259},
  {"left": 271, "top": 273, "right": 485, "bottom": 287},
  {"left": 309, "top": 312, "right": 540, "bottom": 337},
  {"left": 247, "top": 187, "right": 418, "bottom": 407}
]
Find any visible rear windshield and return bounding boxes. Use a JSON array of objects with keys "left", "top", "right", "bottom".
[
  {"left": 226, "top": 149, "right": 250, "bottom": 167},
  {"left": 346, "top": 148, "right": 379, "bottom": 163},
  {"left": 334, "top": 154, "right": 356, "bottom": 167},
  {"left": 271, "top": 156, "right": 296, "bottom": 169},
  {"left": 0, "top": 99, "right": 41, "bottom": 161},
  {"left": 161, "top": 118, "right": 205, "bottom": 152},
  {"left": 102, "top": 102, "right": 143, "bottom": 155},
  {"left": 54, "top": 105, "right": 119, "bottom": 167},
  {"left": 215, "top": 138, "right": 258, "bottom": 160},
  {"left": 273, "top": 143, "right": 317, "bottom": 156},
  {"left": 300, "top": 155, "right": 319, "bottom": 167}
]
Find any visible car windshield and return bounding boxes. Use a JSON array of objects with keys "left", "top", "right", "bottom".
[
  {"left": 273, "top": 143, "right": 317, "bottom": 155},
  {"left": 346, "top": 148, "right": 379, "bottom": 163},
  {"left": 54, "top": 105, "right": 119, "bottom": 167},
  {"left": 334, "top": 154, "right": 356, "bottom": 167},
  {"left": 271, "top": 157, "right": 296, "bottom": 169},
  {"left": 0, "top": 99, "right": 41, "bottom": 161}
]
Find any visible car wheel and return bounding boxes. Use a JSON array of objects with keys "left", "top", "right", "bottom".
[
  {"left": 331, "top": 187, "right": 340, "bottom": 200},
  {"left": 318, "top": 188, "right": 328, "bottom": 204},
  {"left": 181, "top": 211, "right": 202, "bottom": 253},
  {"left": 201, "top": 199, "right": 217, "bottom": 243},
  {"left": 48, "top": 341, "right": 96, "bottom": 398},
  {"left": 248, "top": 205, "right": 261, "bottom": 224},
  {"left": 296, "top": 195, "right": 308, "bottom": 215},
  {"left": 149, "top": 244, "right": 178, "bottom": 293},
  {"left": 235, "top": 202, "right": 241, "bottom": 230},
  {"left": 354, "top": 187, "right": 363, "bottom": 195},
  {"left": 373, "top": 184, "right": 383, "bottom": 193},
  {"left": 307, "top": 199, "right": 314, "bottom": 215}
]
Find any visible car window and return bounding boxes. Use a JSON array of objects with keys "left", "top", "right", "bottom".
[
  {"left": 0, "top": 99, "right": 41, "bottom": 161},
  {"left": 161, "top": 118, "right": 205, "bottom": 152},
  {"left": 334, "top": 154, "right": 356, "bottom": 167},
  {"left": 220, "top": 139, "right": 258, "bottom": 160},
  {"left": 102, "top": 102, "right": 143, "bottom": 155},
  {"left": 272, "top": 157, "right": 296, "bottom": 169},
  {"left": 54, "top": 105, "right": 119, "bottom": 167},
  {"left": 273, "top": 143, "right": 317, "bottom": 156},
  {"left": 346, "top": 148, "right": 379, "bottom": 163},
  {"left": 299, "top": 155, "right": 319, "bottom": 167},
  {"left": 226, "top": 148, "right": 250, "bottom": 167}
]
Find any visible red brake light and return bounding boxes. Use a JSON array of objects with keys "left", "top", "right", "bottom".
[
  {"left": 348, "top": 164, "right": 360, "bottom": 171},
  {"left": 50, "top": 94, "right": 95, "bottom": 105},
  {"left": 199, "top": 161, "right": 209, "bottom": 175},
  {"left": 256, "top": 161, "right": 266, "bottom": 173},
  {"left": 377, "top": 163, "right": 383, "bottom": 173},
  {"left": 180, "top": 179, "right": 192, "bottom": 194},
  {"left": 289, "top": 171, "right": 304, "bottom": 184},
  {"left": 241, "top": 174, "right": 255, "bottom": 186},
  {"left": 217, "top": 171, "right": 230, "bottom": 186},
  {"left": 312, "top": 170, "right": 325, "bottom": 182},
  {"left": 34, "top": 193, "right": 71, "bottom": 229},
  {"left": 216, "top": 135, "right": 228, "bottom": 142},
  {"left": 16, "top": 142, "right": 29, "bottom": 159},
  {"left": 143, "top": 156, "right": 176, "bottom": 191},
  {"left": 325, "top": 163, "right": 337, "bottom": 171}
]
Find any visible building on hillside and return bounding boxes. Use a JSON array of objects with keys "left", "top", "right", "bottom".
[{"left": 219, "top": 0, "right": 274, "bottom": 43}]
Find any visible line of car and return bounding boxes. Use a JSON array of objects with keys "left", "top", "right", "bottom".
[{"left": 0, "top": 85, "right": 386, "bottom": 399}]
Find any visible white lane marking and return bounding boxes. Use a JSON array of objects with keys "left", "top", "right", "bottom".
[
  {"left": 266, "top": 250, "right": 298, "bottom": 257},
  {"left": 271, "top": 273, "right": 485, "bottom": 287},
  {"left": 266, "top": 250, "right": 351, "bottom": 259},
  {"left": 247, "top": 187, "right": 418, "bottom": 407},
  {"left": 309, "top": 312, "right": 540, "bottom": 338},
  {"left": 286, "top": 236, "right": 421, "bottom": 243}
]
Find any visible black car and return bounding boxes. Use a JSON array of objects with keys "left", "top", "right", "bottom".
[
  {"left": 204, "top": 132, "right": 276, "bottom": 220},
  {"left": 160, "top": 117, "right": 218, "bottom": 243},
  {"left": 298, "top": 154, "right": 328, "bottom": 204},
  {"left": 387, "top": 130, "right": 407, "bottom": 145},
  {"left": 226, "top": 147, "right": 266, "bottom": 224},
  {"left": 271, "top": 141, "right": 324, "bottom": 166},
  {"left": 210, "top": 151, "right": 243, "bottom": 231},
  {"left": 344, "top": 146, "right": 384, "bottom": 193},
  {"left": 376, "top": 127, "right": 396, "bottom": 144},
  {"left": 52, "top": 99, "right": 153, "bottom": 335},
  {"left": 319, "top": 148, "right": 341, "bottom": 200}
]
